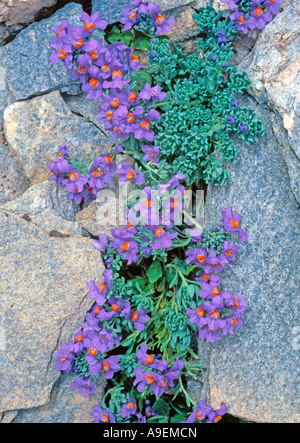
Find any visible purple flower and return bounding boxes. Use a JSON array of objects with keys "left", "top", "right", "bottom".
[
  {"left": 53, "top": 341, "right": 75, "bottom": 372},
  {"left": 183, "top": 400, "right": 214, "bottom": 423},
  {"left": 231, "top": 99, "right": 239, "bottom": 107},
  {"left": 117, "top": 162, "right": 145, "bottom": 185},
  {"left": 221, "top": 0, "right": 239, "bottom": 9},
  {"left": 71, "top": 377, "right": 97, "bottom": 398},
  {"left": 264, "top": 0, "right": 282, "bottom": 15},
  {"left": 136, "top": 344, "right": 169, "bottom": 371},
  {"left": 221, "top": 206, "right": 248, "bottom": 242},
  {"left": 127, "top": 307, "right": 150, "bottom": 331},
  {"left": 51, "top": 20, "right": 70, "bottom": 39},
  {"left": 148, "top": 3, "right": 176, "bottom": 35},
  {"left": 151, "top": 227, "right": 178, "bottom": 250},
  {"left": 100, "top": 355, "right": 121, "bottom": 379},
  {"left": 229, "top": 11, "right": 249, "bottom": 34},
  {"left": 239, "top": 123, "right": 249, "bottom": 133},
  {"left": 227, "top": 116, "right": 236, "bottom": 124},
  {"left": 186, "top": 248, "right": 218, "bottom": 270},
  {"left": 206, "top": 403, "right": 228, "bottom": 423},
  {"left": 62, "top": 170, "right": 88, "bottom": 194},
  {"left": 91, "top": 405, "right": 116, "bottom": 423},
  {"left": 87, "top": 280, "right": 108, "bottom": 306},
  {"left": 120, "top": 395, "right": 138, "bottom": 419},
  {"left": 50, "top": 42, "right": 73, "bottom": 69},
  {"left": 138, "top": 83, "right": 166, "bottom": 103},
  {"left": 221, "top": 240, "right": 240, "bottom": 262},
  {"left": 120, "top": 8, "right": 140, "bottom": 31},
  {"left": 247, "top": 6, "right": 273, "bottom": 30},
  {"left": 111, "top": 227, "right": 140, "bottom": 265},
  {"left": 93, "top": 233, "right": 109, "bottom": 253},
  {"left": 133, "top": 109, "right": 161, "bottom": 142},
  {"left": 133, "top": 367, "right": 168, "bottom": 397},
  {"left": 142, "top": 145, "right": 160, "bottom": 164},
  {"left": 80, "top": 11, "right": 108, "bottom": 33}
]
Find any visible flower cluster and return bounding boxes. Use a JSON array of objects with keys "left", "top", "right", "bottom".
[
  {"left": 222, "top": 0, "right": 282, "bottom": 34},
  {"left": 184, "top": 400, "right": 228, "bottom": 423},
  {"left": 49, "top": 0, "right": 260, "bottom": 424},
  {"left": 120, "top": 1, "right": 175, "bottom": 35}
]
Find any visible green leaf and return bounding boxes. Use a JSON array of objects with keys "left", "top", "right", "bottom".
[
  {"left": 146, "top": 260, "right": 163, "bottom": 283},
  {"left": 152, "top": 399, "right": 170, "bottom": 417}
]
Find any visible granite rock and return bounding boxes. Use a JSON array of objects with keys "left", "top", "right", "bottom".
[
  {"left": 0, "top": 209, "right": 104, "bottom": 414},
  {"left": 4, "top": 91, "right": 110, "bottom": 184},
  {"left": 1, "top": 180, "right": 82, "bottom": 236},
  {"left": 0, "top": 136, "right": 30, "bottom": 205},
  {"left": 0, "top": 3, "right": 83, "bottom": 100},
  {"left": 239, "top": 0, "right": 300, "bottom": 203},
  {"left": 13, "top": 372, "right": 106, "bottom": 423},
  {"left": 0, "top": 0, "right": 58, "bottom": 26},
  {"left": 197, "top": 95, "right": 300, "bottom": 423}
]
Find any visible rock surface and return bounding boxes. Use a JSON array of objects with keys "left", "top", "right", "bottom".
[
  {"left": 13, "top": 373, "right": 106, "bottom": 423},
  {"left": 4, "top": 91, "right": 110, "bottom": 184},
  {"left": 0, "top": 0, "right": 58, "bottom": 26},
  {"left": 0, "top": 3, "right": 82, "bottom": 100},
  {"left": 239, "top": 0, "right": 300, "bottom": 203},
  {"left": 198, "top": 94, "right": 300, "bottom": 423},
  {"left": 0, "top": 209, "right": 104, "bottom": 416},
  {"left": 0, "top": 136, "right": 30, "bottom": 205},
  {"left": 1, "top": 180, "right": 82, "bottom": 236}
]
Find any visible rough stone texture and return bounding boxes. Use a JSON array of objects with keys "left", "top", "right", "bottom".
[
  {"left": 13, "top": 373, "right": 106, "bottom": 423},
  {"left": 0, "top": 136, "right": 30, "bottom": 205},
  {"left": 0, "top": 3, "right": 83, "bottom": 100},
  {"left": 239, "top": 0, "right": 300, "bottom": 203},
  {"left": 198, "top": 95, "right": 300, "bottom": 423},
  {"left": 4, "top": 91, "right": 110, "bottom": 184},
  {"left": 62, "top": 92, "right": 113, "bottom": 138},
  {"left": 0, "top": 0, "right": 58, "bottom": 26},
  {"left": 92, "top": 0, "right": 130, "bottom": 23},
  {"left": 1, "top": 180, "right": 82, "bottom": 236},
  {"left": 0, "top": 209, "right": 104, "bottom": 415}
]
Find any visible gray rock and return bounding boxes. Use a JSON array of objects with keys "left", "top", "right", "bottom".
[
  {"left": 0, "top": 138, "right": 30, "bottom": 205},
  {"left": 4, "top": 91, "right": 111, "bottom": 184},
  {"left": 0, "top": 209, "right": 104, "bottom": 414},
  {"left": 196, "top": 95, "right": 300, "bottom": 423},
  {"left": 13, "top": 373, "right": 106, "bottom": 423},
  {"left": 1, "top": 180, "right": 82, "bottom": 236},
  {"left": 0, "top": 3, "right": 83, "bottom": 101},
  {"left": 239, "top": 0, "right": 300, "bottom": 204},
  {"left": 92, "top": 0, "right": 130, "bottom": 24}
]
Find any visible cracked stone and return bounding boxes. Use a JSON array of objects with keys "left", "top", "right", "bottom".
[
  {"left": 0, "top": 3, "right": 83, "bottom": 100},
  {"left": 0, "top": 209, "right": 104, "bottom": 414},
  {"left": 1, "top": 180, "right": 82, "bottom": 236},
  {"left": 4, "top": 91, "right": 111, "bottom": 185}
]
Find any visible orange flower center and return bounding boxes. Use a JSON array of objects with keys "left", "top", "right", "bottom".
[
  {"left": 157, "top": 15, "right": 165, "bottom": 24},
  {"left": 197, "top": 255, "right": 205, "bottom": 263},
  {"left": 127, "top": 113, "right": 135, "bottom": 123},
  {"left": 129, "top": 91, "right": 137, "bottom": 101},
  {"left": 93, "top": 169, "right": 103, "bottom": 178},
  {"left": 255, "top": 7, "right": 264, "bottom": 17},
  {"left": 74, "top": 334, "right": 83, "bottom": 342},
  {"left": 231, "top": 219, "right": 240, "bottom": 228},
  {"left": 112, "top": 70, "right": 122, "bottom": 78},
  {"left": 140, "top": 121, "right": 150, "bottom": 130},
  {"left": 102, "top": 362, "right": 110, "bottom": 372},
  {"left": 98, "top": 283, "right": 106, "bottom": 292},
  {"left": 111, "top": 304, "right": 120, "bottom": 311},
  {"left": 130, "top": 11, "right": 137, "bottom": 19},
  {"left": 131, "top": 312, "right": 139, "bottom": 321},
  {"left": 121, "top": 241, "right": 130, "bottom": 252},
  {"left": 145, "top": 355, "right": 154, "bottom": 364},
  {"left": 89, "top": 78, "right": 99, "bottom": 89},
  {"left": 89, "top": 348, "right": 97, "bottom": 356},
  {"left": 101, "top": 414, "right": 109, "bottom": 423},
  {"left": 211, "top": 288, "right": 220, "bottom": 296},
  {"left": 111, "top": 98, "right": 119, "bottom": 108},
  {"left": 58, "top": 49, "right": 67, "bottom": 59},
  {"left": 74, "top": 39, "right": 83, "bottom": 47},
  {"left": 69, "top": 173, "right": 78, "bottom": 181},
  {"left": 196, "top": 413, "right": 204, "bottom": 421},
  {"left": 210, "top": 311, "right": 220, "bottom": 319},
  {"left": 145, "top": 375, "right": 154, "bottom": 385},
  {"left": 156, "top": 228, "right": 165, "bottom": 237},
  {"left": 196, "top": 309, "right": 205, "bottom": 317},
  {"left": 131, "top": 55, "right": 139, "bottom": 62},
  {"left": 106, "top": 112, "right": 113, "bottom": 121},
  {"left": 238, "top": 16, "right": 245, "bottom": 24},
  {"left": 101, "top": 65, "right": 109, "bottom": 71},
  {"left": 84, "top": 21, "right": 95, "bottom": 31},
  {"left": 90, "top": 50, "right": 98, "bottom": 60},
  {"left": 126, "top": 170, "right": 135, "bottom": 180}
]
